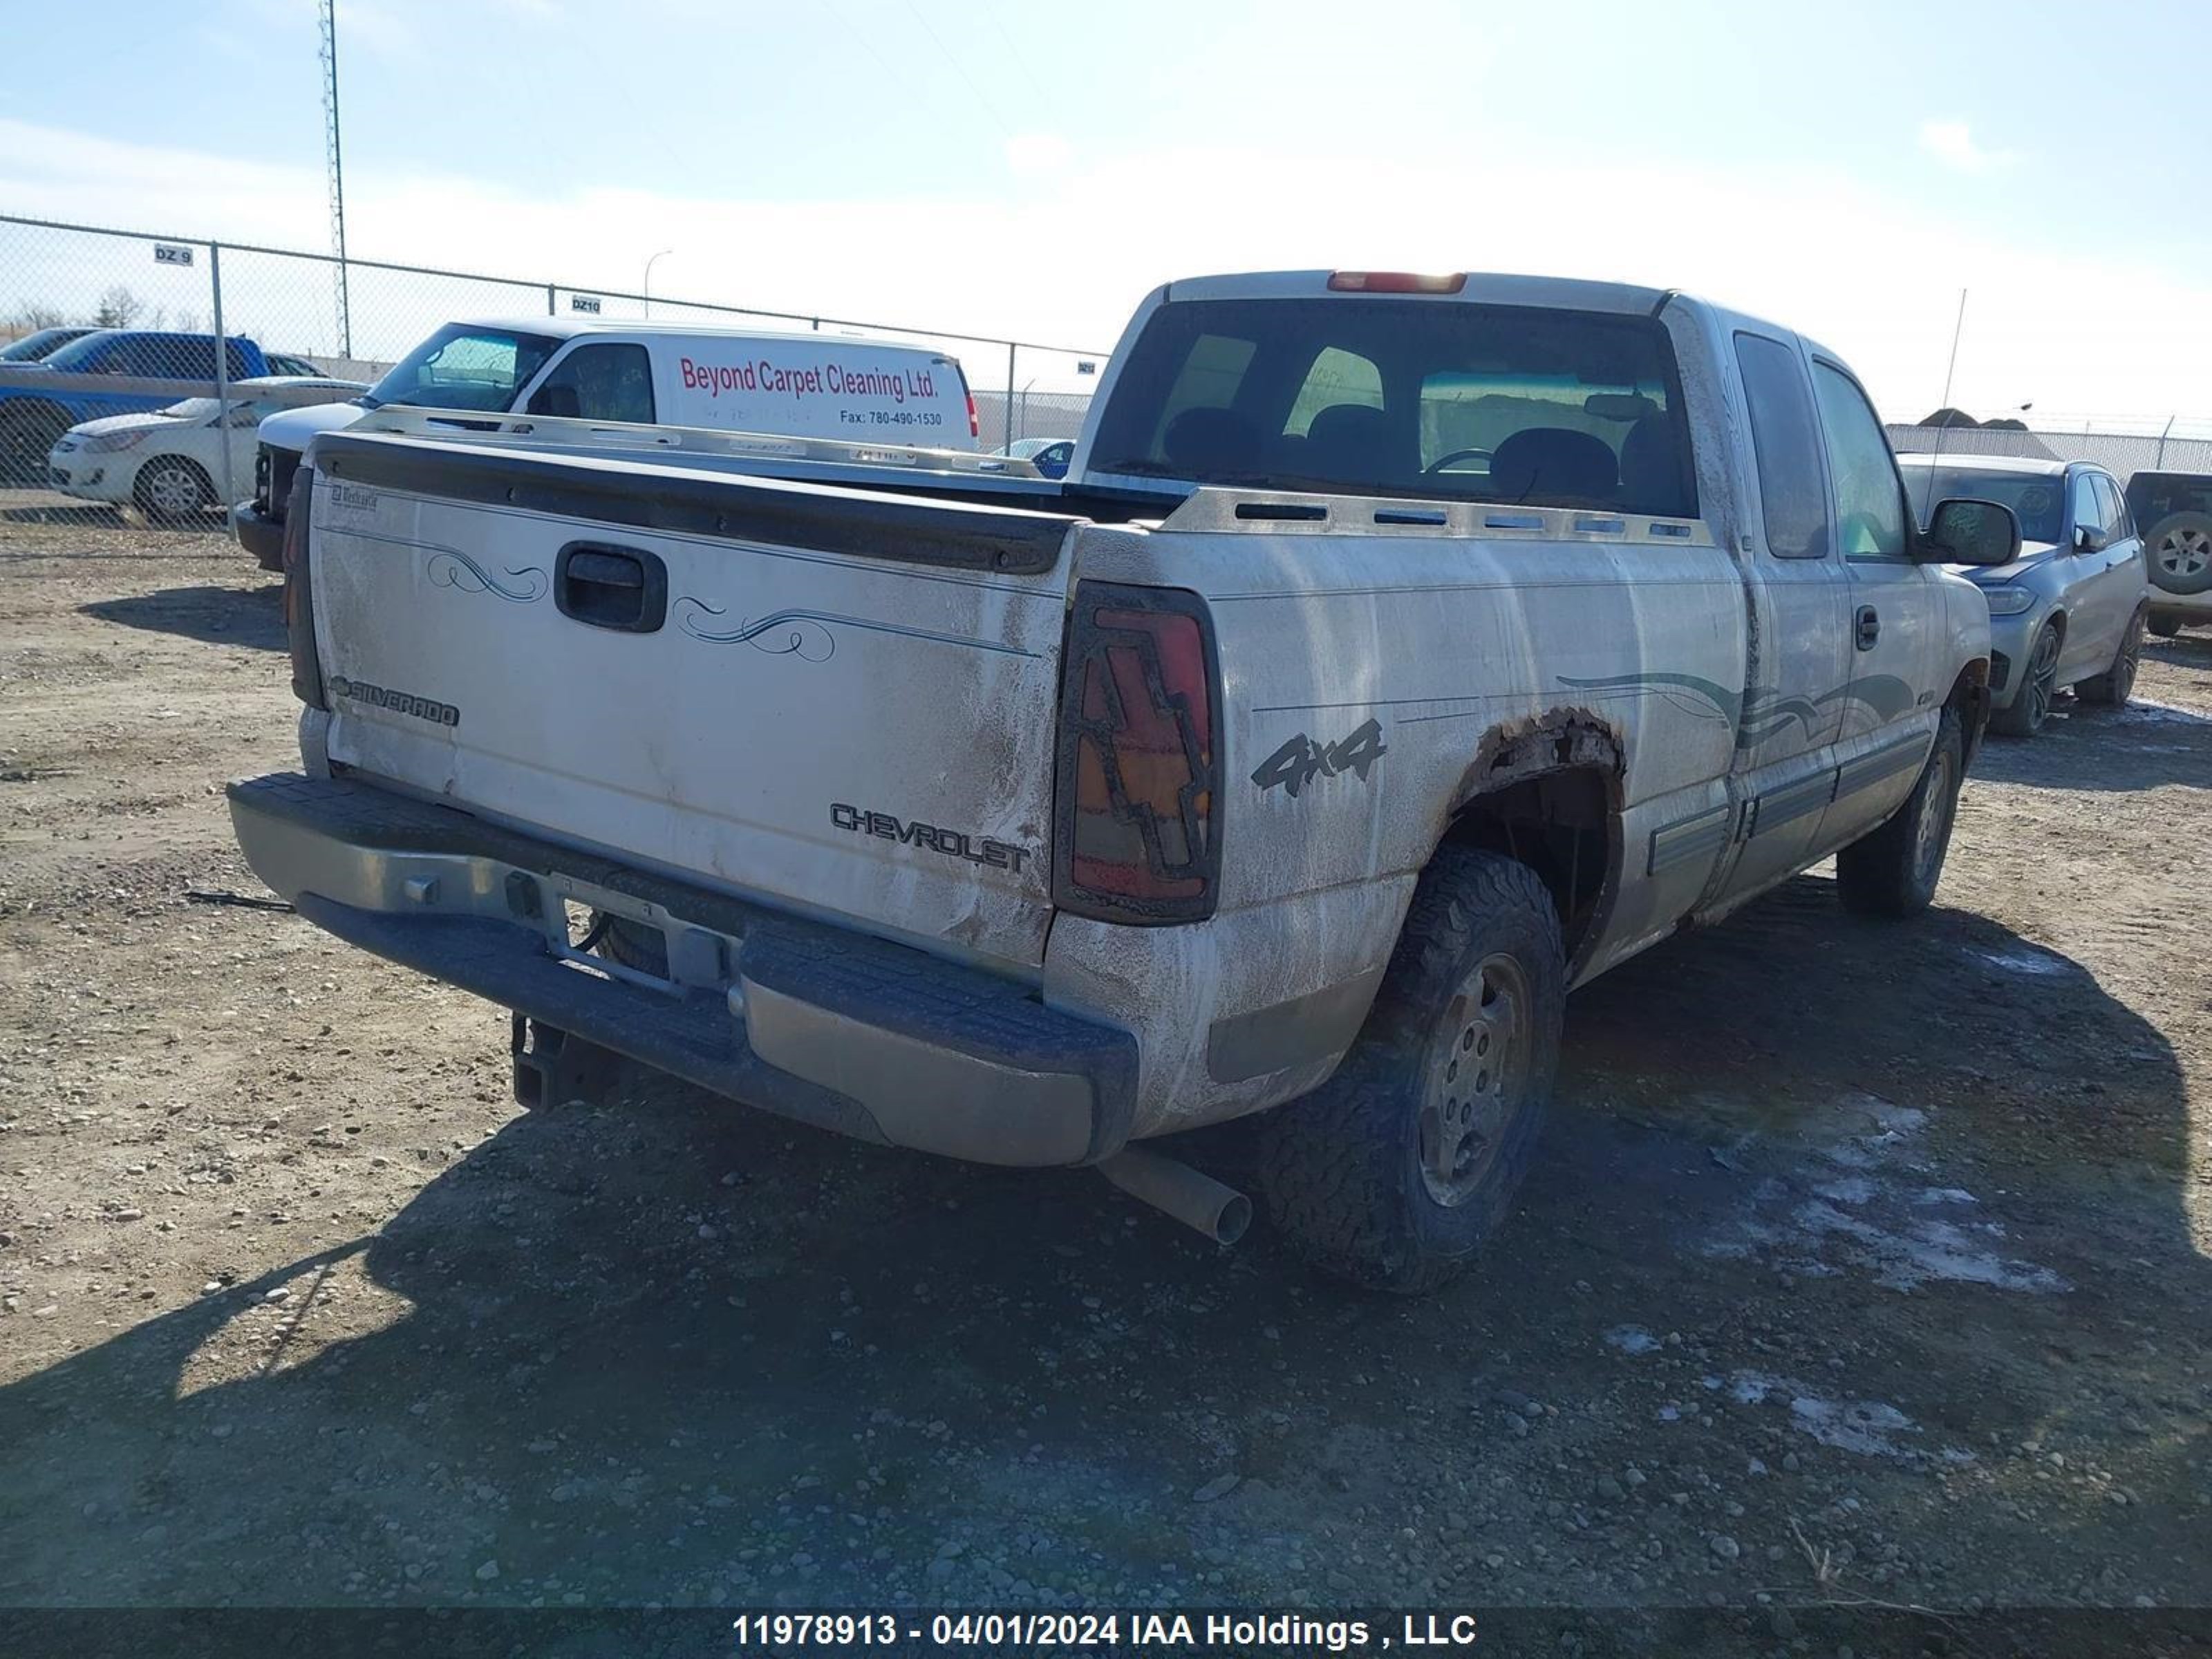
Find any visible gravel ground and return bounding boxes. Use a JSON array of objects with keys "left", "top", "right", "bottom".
[{"left": 2, "top": 503, "right": 2209, "bottom": 1651}]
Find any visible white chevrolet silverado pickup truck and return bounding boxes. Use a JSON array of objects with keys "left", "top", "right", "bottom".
[{"left": 229, "top": 270, "right": 2018, "bottom": 1292}]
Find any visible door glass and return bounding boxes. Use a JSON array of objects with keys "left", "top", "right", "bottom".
[
  {"left": 1734, "top": 332, "right": 1829, "bottom": 559},
  {"left": 530, "top": 344, "right": 655, "bottom": 424},
  {"left": 1810, "top": 363, "right": 1906, "bottom": 561},
  {"left": 2093, "top": 475, "right": 2129, "bottom": 540},
  {"left": 2070, "top": 473, "right": 2106, "bottom": 543}
]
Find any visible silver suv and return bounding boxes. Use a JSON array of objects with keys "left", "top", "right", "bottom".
[{"left": 1900, "top": 454, "right": 2147, "bottom": 736}]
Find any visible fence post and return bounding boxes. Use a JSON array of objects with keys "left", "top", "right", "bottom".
[
  {"left": 209, "top": 241, "right": 236, "bottom": 527},
  {"left": 2156, "top": 415, "right": 2175, "bottom": 469},
  {"left": 1004, "top": 343, "right": 1016, "bottom": 456},
  {"left": 547, "top": 283, "right": 556, "bottom": 318}
]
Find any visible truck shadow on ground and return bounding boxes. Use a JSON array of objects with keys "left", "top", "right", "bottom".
[
  {"left": 78, "top": 583, "right": 285, "bottom": 651},
  {"left": 1, "top": 879, "right": 2203, "bottom": 1613}
]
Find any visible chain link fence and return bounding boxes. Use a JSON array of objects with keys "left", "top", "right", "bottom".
[
  {"left": 1885, "top": 421, "right": 2212, "bottom": 484},
  {"left": 0, "top": 212, "right": 1106, "bottom": 518}
]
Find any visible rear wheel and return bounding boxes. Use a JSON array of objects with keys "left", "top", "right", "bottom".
[
  {"left": 1990, "top": 621, "right": 2060, "bottom": 737},
  {"left": 1836, "top": 704, "right": 1964, "bottom": 918},
  {"left": 1258, "top": 846, "right": 1564, "bottom": 1295},
  {"left": 2078, "top": 608, "right": 2144, "bottom": 706},
  {"left": 133, "top": 457, "right": 214, "bottom": 523},
  {"left": 2147, "top": 512, "right": 2212, "bottom": 597}
]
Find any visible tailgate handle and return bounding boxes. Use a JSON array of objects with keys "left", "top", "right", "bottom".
[{"left": 556, "top": 543, "right": 667, "bottom": 633}]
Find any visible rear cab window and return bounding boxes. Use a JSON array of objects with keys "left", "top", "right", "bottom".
[{"left": 1089, "top": 297, "right": 1697, "bottom": 516}]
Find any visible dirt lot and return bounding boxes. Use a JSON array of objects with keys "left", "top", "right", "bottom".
[{"left": 2, "top": 501, "right": 2209, "bottom": 1649}]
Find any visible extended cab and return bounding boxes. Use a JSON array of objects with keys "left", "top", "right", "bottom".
[
  {"left": 229, "top": 271, "right": 2014, "bottom": 1292},
  {"left": 232, "top": 319, "right": 980, "bottom": 568}
]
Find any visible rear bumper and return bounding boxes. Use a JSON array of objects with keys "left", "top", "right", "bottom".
[
  {"left": 227, "top": 773, "right": 1136, "bottom": 1167},
  {"left": 234, "top": 502, "right": 285, "bottom": 566}
]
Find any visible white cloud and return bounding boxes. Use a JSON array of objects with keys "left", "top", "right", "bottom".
[
  {"left": 1918, "top": 118, "right": 2016, "bottom": 176},
  {"left": 3, "top": 116, "right": 2207, "bottom": 421}
]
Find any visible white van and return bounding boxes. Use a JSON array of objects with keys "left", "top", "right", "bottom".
[{"left": 234, "top": 319, "right": 979, "bottom": 566}]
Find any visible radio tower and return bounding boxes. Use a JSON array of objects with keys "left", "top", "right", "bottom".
[{"left": 318, "top": 0, "right": 353, "bottom": 358}]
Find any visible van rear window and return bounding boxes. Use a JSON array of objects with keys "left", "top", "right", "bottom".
[{"left": 1090, "top": 297, "right": 1696, "bottom": 516}]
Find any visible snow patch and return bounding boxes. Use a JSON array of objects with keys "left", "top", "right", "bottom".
[
  {"left": 1704, "top": 1092, "right": 2067, "bottom": 1293},
  {"left": 1974, "top": 946, "right": 2072, "bottom": 977},
  {"left": 1605, "top": 1325, "right": 1660, "bottom": 1356}
]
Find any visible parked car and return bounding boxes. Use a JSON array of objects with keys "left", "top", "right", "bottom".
[
  {"left": 0, "top": 326, "right": 97, "bottom": 364},
  {"left": 46, "top": 375, "right": 368, "bottom": 523},
  {"left": 229, "top": 268, "right": 2014, "bottom": 1293},
  {"left": 233, "top": 319, "right": 982, "bottom": 568},
  {"left": 1006, "top": 435, "right": 1075, "bottom": 478},
  {"left": 2122, "top": 470, "right": 2212, "bottom": 638},
  {"left": 0, "top": 329, "right": 273, "bottom": 485},
  {"left": 263, "top": 353, "right": 326, "bottom": 379},
  {"left": 1900, "top": 454, "right": 2147, "bottom": 735}
]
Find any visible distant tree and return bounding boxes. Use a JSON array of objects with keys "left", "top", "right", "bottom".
[
  {"left": 95, "top": 285, "right": 144, "bottom": 328},
  {"left": 1919, "top": 407, "right": 1980, "bottom": 429},
  {"left": 6, "top": 302, "right": 66, "bottom": 333}
]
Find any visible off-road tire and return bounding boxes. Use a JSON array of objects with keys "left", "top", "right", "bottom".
[
  {"left": 2146, "top": 512, "right": 2212, "bottom": 597},
  {"left": 133, "top": 456, "right": 214, "bottom": 524},
  {"left": 2077, "top": 608, "right": 2144, "bottom": 706},
  {"left": 1989, "top": 621, "right": 2061, "bottom": 738},
  {"left": 1257, "top": 846, "right": 1564, "bottom": 1295},
  {"left": 1836, "top": 704, "right": 1964, "bottom": 918}
]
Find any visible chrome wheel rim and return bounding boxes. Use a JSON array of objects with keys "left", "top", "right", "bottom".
[
  {"left": 2025, "top": 628, "right": 2060, "bottom": 727},
  {"left": 145, "top": 465, "right": 200, "bottom": 516},
  {"left": 1418, "top": 953, "right": 1530, "bottom": 1206},
  {"left": 2157, "top": 528, "right": 2210, "bottom": 581}
]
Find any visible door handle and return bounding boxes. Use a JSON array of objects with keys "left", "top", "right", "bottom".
[
  {"left": 1855, "top": 605, "right": 1880, "bottom": 651},
  {"left": 554, "top": 543, "right": 667, "bottom": 633}
]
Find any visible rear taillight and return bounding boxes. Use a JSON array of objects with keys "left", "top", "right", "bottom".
[
  {"left": 1327, "top": 270, "right": 1467, "bottom": 294},
  {"left": 1053, "top": 583, "right": 1221, "bottom": 924},
  {"left": 283, "top": 467, "right": 325, "bottom": 709},
  {"left": 966, "top": 391, "right": 980, "bottom": 440}
]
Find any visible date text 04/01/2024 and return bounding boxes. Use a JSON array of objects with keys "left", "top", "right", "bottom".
[{"left": 729, "top": 1611, "right": 1483, "bottom": 1649}]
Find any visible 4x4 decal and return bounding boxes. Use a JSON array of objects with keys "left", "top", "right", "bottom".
[{"left": 1252, "top": 718, "right": 1387, "bottom": 798}]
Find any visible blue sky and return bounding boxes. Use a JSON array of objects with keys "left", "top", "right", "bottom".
[{"left": 3, "top": 0, "right": 2209, "bottom": 419}]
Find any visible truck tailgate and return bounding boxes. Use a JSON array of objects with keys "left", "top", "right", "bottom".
[{"left": 303, "top": 433, "right": 1083, "bottom": 970}]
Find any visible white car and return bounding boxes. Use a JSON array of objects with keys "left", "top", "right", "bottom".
[{"left": 48, "top": 376, "right": 368, "bottom": 523}]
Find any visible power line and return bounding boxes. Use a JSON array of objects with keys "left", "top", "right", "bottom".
[{"left": 898, "top": 1, "right": 1017, "bottom": 142}]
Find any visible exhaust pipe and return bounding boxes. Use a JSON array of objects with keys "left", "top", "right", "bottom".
[{"left": 1098, "top": 1146, "right": 1251, "bottom": 1246}]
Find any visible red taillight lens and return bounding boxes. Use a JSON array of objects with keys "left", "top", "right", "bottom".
[
  {"left": 1053, "top": 583, "right": 1220, "bottom": 924},
  {"left": 966, "top": 391, "right": 980, "bottom": 440},
  {"left": 283, "top": 467, "right": 325, "bottom": 709},
  {"left": 1327, "top": 270, "right": 1467, "bottom": 294}
]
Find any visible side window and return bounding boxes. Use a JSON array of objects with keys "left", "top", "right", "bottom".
[
  {"left": 2094, "top": 475, "right": 2130, "bottom": 540},
  {"left": 1733, "top": 332, "right": 1829, "bottom": 559},
  {"left": 2069, "top": 472, "right": 2106, "bottom": 541},
  {"left": 528, "top": 344, "right": 656, "bottom": 424},
  {"left": 1810, "top": 362, "right": 1907, "bottom": 561},
  {"left": 1282, "top": 346, "right": 1382, "bottom": 436},
  {"left": 147, "top": 336, "right": 218, "bottom": 380}
]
